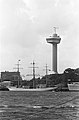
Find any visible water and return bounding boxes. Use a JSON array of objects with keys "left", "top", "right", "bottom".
[{"left": 0, "top": 91, "right": 79, "bottom": 120}]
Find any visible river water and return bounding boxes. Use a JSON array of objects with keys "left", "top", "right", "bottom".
[{"left": 0, "top": 91, "right": 79, "bottom": 120}]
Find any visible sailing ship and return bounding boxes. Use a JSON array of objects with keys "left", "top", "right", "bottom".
[
  {"left": 8, "top": 61, "right": 57, "bottom": 91},
  {"left": 8, "top": 86, "right": 57, "bottom": 91}
]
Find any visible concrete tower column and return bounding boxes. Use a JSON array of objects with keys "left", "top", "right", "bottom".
[
  {"left": 53, "top": 44, "right": 57, "bottom": 73},
  {"left": 46, "top": 30, "right": 61, "bottom": 73}
]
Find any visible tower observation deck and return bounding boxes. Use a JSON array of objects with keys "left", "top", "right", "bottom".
[{"left": 46, "top": 28, "right": 61, "bottom": 73}]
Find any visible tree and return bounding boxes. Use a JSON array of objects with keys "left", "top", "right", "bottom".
[{"left": 64, "top": 68, "right": 75, "bottom": 82}]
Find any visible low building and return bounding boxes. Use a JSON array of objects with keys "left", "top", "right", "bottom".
[{"left": 1, "top": 71, "right": 22, "bottom": 82}]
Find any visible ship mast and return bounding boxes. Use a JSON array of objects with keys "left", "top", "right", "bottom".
[
  {"left": 13, "top": 60, "right": 22, "bottom": 87},
  {"left": 32, "top": 61, "right": 36, "bottom": 80},
  {"left": 43, "top": 64, "right": 51, "bottom": 87},
  {"left": 13, "top": 60, "right": 21, "bottom": 72},
  {"left": 29, "top": 61, "right": 38, "bottom": 88},
  {"left": 45, "top": 64, "right": 48, "bottom": 76}
]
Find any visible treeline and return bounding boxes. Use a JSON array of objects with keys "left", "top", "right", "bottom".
[{"left": 11, "top": 68, "right": 79, "bottom": 87}]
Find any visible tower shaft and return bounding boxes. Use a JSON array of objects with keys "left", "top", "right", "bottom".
[{"left": 52, "top": 44, "right": 57, "bottom": 73}]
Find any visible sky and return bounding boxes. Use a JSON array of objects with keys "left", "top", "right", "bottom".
[{"left": 0, "top": 0, "right": 79, "bottom": 79}]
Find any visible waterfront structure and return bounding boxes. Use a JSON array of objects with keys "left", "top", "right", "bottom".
[
  {"left": 68, "top": 82, "right": 79, "bottom": 91},
  {"left": 46, "top": 27, "right": 61, "bottom": 73}
]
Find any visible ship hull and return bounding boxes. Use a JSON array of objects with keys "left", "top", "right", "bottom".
[
  {"left": 68, "top": 82, "right": 79, "bottom": 91},
  {"left": 8, "top": 87, "right": 57, "bottom": 91}
]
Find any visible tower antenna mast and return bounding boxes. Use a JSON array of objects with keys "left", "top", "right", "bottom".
[{"left": 53, "top": 27, "right": 58, "bottom": 34}]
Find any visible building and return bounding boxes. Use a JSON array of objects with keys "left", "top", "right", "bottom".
[{"left": 1, "top": 71, "right": 22, "bottom": 82}]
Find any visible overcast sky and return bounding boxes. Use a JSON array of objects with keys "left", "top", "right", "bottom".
[{"left": 0, "top": 0, "right": 79, "bottom": 79}]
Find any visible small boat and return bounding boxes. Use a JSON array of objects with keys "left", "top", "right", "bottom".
[
  {"left": 0, "top": 87, "right": 9, "bottom": 91},
  {"left": 8, "top": 86, "right": 57, "bottom": 91},
  {"left": 68, "top": 82, "right": 79, "bottom": 91},
  {"left": 0, "top": 85, "right": 9, "bottom": 91},
  {"left": 0, "top": 82, "right": 9, "bottom": 91}
]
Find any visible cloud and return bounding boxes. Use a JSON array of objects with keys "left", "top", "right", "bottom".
[{"left": 0, "top": 0, "right": 39, "bottom": 48}]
